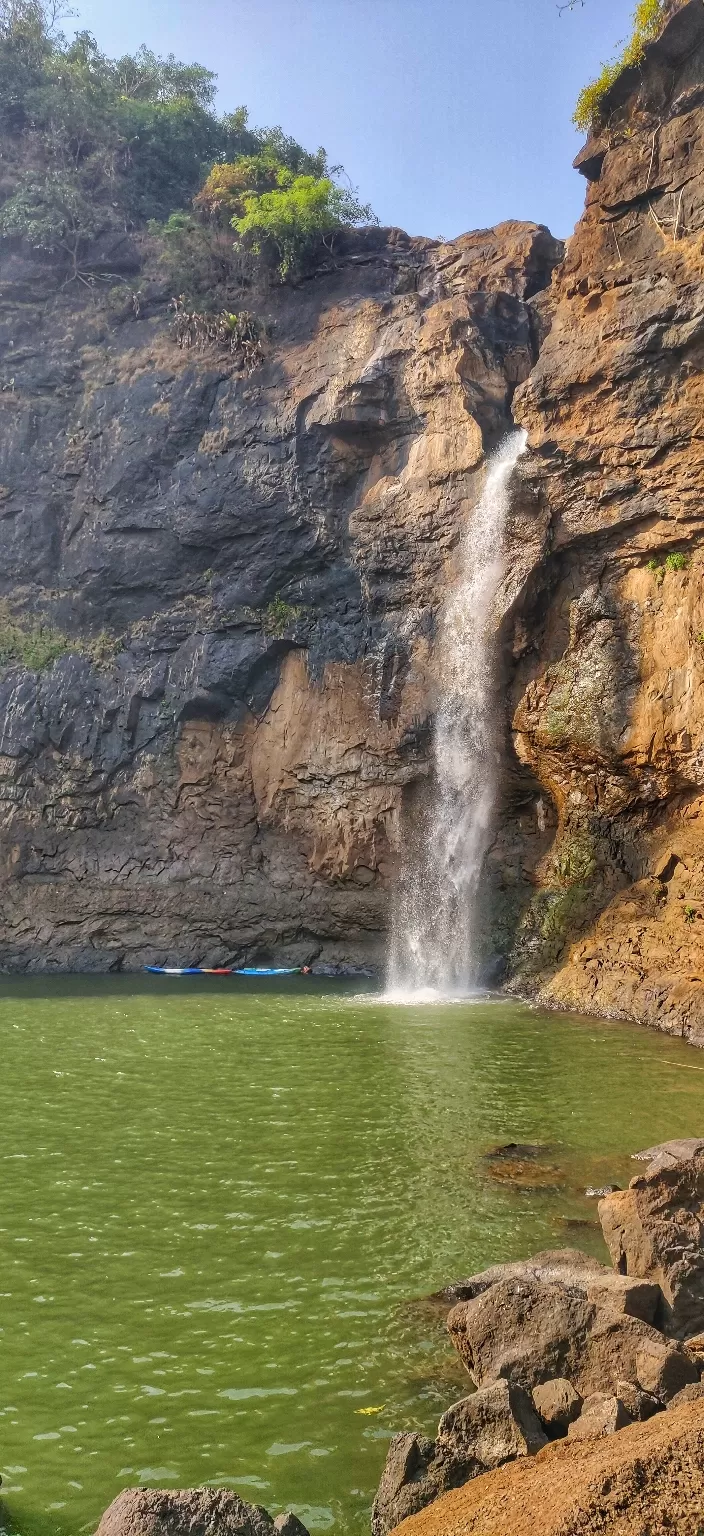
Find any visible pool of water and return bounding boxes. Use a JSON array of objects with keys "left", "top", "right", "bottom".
[{"left": 1, "top": 979, "right": 703, "bottom": 1536}]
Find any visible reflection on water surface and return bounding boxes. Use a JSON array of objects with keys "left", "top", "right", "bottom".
[{"left": 0, "top": 977, "right": 703, "bottom": 1536}]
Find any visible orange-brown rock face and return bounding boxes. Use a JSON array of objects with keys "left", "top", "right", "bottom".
[
  {"left": 503, "top": 0, "right": 704, "bottom": 1039},
  {"left": 0, "top": 221, "right": 561, "bottom": 970}
]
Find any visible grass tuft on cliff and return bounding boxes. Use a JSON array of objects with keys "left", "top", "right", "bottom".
[
  {"left": 0, "top": 602, "right": 119, "bottom": 672},
  {"left": 574, "top": 0, "right": 670, "bottom": 133}
]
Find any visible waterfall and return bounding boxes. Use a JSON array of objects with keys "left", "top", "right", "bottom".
[{"left": 387, "top": 429, "right": 527, "bottom": 999}]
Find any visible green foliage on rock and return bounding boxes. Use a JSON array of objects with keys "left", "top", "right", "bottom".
[
  {"left": 233, "top": 172, "right": 376, "bottom": 280},
  {"left": 261, "top": 596, "right": 304, "bottom": 636},
  {"left": 574, "top": 0, "right": 670, "bottom": 133}
]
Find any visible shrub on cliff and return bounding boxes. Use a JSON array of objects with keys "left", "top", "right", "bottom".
[
  {"left": 233, "top": 172, "right": 376, "bottom": 280},
  {"left": 574, "top": 0, "right": 670, "bottom": 133}
]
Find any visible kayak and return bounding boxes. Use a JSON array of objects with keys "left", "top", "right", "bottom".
[{"left": 144, "top": 965, "right": 304, "bottom": 977}]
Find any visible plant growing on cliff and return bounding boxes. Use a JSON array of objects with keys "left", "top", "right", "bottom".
[
  {"left": 573, "top": 0, "right": 669, "bottom": 133},
  {"left": 233, "top": 172, "right": 376, "bottom": 281},
  {"left": 0, "top": 602, "right": 120, "bottom": 671},
  {"left": 665, "top": 551, "right": 688, "bottom": 571},
  {"left": 169, "top": 297, "right": 264, "bottom": 370},
  {"left": 261, "top": 596, "right": 304, "bottom": 636}
]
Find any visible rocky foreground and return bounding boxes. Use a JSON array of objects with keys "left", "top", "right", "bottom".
[{"left": 8, "top": 1136, "right": 698, "bottom": 1536}]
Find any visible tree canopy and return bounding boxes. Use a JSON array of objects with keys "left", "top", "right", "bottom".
[{"left": 0, "top": 0, "right": 375, "bottom": 284}]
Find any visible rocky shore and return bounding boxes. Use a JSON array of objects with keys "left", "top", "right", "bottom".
[{"left": 4, "top": 1136, "right": 697, "bottom": 1536}]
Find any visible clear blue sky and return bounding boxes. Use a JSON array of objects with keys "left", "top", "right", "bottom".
[{"left": 70, "top": 0, "right": 634, "bottom": 241}]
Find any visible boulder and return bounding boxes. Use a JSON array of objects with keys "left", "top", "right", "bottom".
[
  {"left": 598, "top": 1151, "right": 704, "bottom": 1337},
  {"left": 575, "top": 1315, "right": 672, "bottom": 1398},
  {"left": 635, "top": 1337, "right": 700, "bottom": 1402},
  {"left": 273, "top": 1520, "right": 310, "bottom": 1536},
  {"left": 631, "top": 1138, "right": 704, "bottom": 1170},
  {"left": 566, "top": 1393, "right": 631, "bottom": 1441},
  {"left": 666, "top": 1381, "right": 704, "bottom": 1410},
  {"left": 531, "top": 1379, "right": 582, "bottom": 1435},
  {"left": 614, "top": 1379, "right": 661, "bottom": 1422},
  {"left": 94, "top": 1491, "right": 308, "bottom": 1536},
  {"left": 448, "top": 1278, "right": 665, "bottom": 1395},
  {"left": 448, "top": 1277, "right": 593, "bottom": 1388},
  {"left": 438, "top": 1380, "right": 547, "bottom": 1462},
  {"left": 371, "top": 1434, "right": 469, "bottom": 1536},
  {"left": 371, "top": 1380, "right": 547, "bottom": 1536},
  {"left": 584, "top": 1274, "right": 659, "bottom": 1324}
]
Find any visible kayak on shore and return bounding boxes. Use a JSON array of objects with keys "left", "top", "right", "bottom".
[{"left": 144, "top": 965, "right": 309, "bottom": 976}]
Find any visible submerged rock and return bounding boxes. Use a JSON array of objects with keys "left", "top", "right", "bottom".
[{"left": 94, "top": 1490, "right": 309, "bottom": 1536}]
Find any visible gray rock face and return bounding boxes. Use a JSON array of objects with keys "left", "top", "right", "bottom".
[
  {"left": 437, "top": 1380, "right": 547, "bottom": 1462},
  {"left": 567, "top": 1393, "right": 631, "bottom": 1442},
  {"left": 371, "top": 1380, "right": 547, "bottom": 1536},
  {"left": 437, "top": 1247, "right": 621, "bottom": 1307},
  {"left": 631, "top": 1139, "right": 704, "bottom": 1171},
  {"left": 0, "top": 222, "right": 562, "bottom": 971},
  {"left": 370, "top": 1434, "right": 464, "bottom": 1536},
  {"left": 94, "top": 1490, "right": 308, "bottom": 1536},
  {"left": 531, "top": 1377, "right": 582, "bottom": 1434},
  {"left": 599, "top": 1153, "right": 704, "bottom": 1338}
]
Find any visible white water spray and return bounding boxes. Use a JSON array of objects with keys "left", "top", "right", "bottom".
[{"left": 387, "top": 429, "right": 527, "bottom": 1000}]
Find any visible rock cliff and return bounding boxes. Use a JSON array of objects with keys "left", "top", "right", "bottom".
[
  {"left": 4, "top": 0, "right": 704, "bottom": 1015},
  {"left": 506, "top": 0, "right": 704, "bottom": 1041},
  {"left": 0, "top": 219, "right": 560, "bottom": 969}
]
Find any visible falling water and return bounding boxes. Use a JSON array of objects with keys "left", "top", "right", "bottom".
[{"left": 387, "top": 429, "right": 528, "bottom": 999}]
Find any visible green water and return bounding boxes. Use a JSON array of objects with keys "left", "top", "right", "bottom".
[{"left": 1, "top": 980, "right": 704, "bottom": 1536}]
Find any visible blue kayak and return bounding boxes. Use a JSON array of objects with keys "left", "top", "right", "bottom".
[{"left": 145, "top": 965, "right": 303, "bottom": 976}]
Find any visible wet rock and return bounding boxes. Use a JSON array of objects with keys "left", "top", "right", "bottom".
[
  {"left": 666, "top": 1381, "right": 704, "bottom": 1411},
  {"left": 598, "top": 1152, "right": 704, "bottom": 1337},
  {"left": 484, "top": 1143, "right": 555, "bottom": 1162},
  {"left": 635, "top": 1337, "right": 700, "bottom": 1402},
  {"left": 371, "top": 1380, "right": 547, "bottom": 1536},
  {"left": 531, "top": 1378, "right": 582, "bottom": 1435},
  {"left": 94, "top": 1490, "right": 307, "bottom": 1536},
  {"left": 615, "top": 1379, "right": 661, "bottom": 1422},
  {"left": 567, "top": 1393, "right": 631, "bottom": 1441}
]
